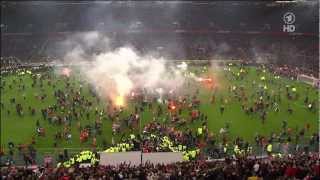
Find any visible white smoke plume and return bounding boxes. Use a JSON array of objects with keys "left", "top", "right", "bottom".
[{"left": 58, "top": 31, "right": 187, "bottom": 107}]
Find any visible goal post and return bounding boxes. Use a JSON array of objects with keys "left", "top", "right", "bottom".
[{"left": 297, "top": 74, "right": 319, "bottom": 87}]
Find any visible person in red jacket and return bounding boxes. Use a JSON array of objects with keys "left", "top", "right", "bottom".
[
  {"left": 285, "top": 163, "right": 298, "bottom": 178},
  {"left": 59, "top": 173, "right": 70, "bottom": 180},
  {"left": 313, "top": 160, "right": 320, "bottom": 177}
]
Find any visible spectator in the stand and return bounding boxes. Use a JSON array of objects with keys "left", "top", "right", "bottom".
[{"left": 0, "top": 153, "right": 319, "bottom": 179}]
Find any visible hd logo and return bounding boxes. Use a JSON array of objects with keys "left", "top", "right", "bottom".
[{"left": 282, "top": 12, "right": 296, "bottom": 32}]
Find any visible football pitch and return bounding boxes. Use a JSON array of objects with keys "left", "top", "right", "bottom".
[{"left": 1, "top": 64, "right": 318, "bottom": 153}]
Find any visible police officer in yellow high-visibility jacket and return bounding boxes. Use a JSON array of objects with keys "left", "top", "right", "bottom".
[
  {"left": 183, "top": 153, "right": 189, "bottom": 161},
  {"left": 130, "top": 134, "right": 135, "bottom": 140},
  {"left": 267, "top": 144, "right": 272, "bottom": 154},
  {"left": 197, "top": 127, "right": 203, "bottom": 136},
  {"left": 190, "top": 150, "right": 196, "bottom": 159},
  {"left": 234, "top": 145, "right": 240, "bottom": 155},
  {"left": 224, "top": 144, "right": 229, "bottom": 154}
]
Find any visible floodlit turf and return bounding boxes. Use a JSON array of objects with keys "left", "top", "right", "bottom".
[{"left": 1, "top": 65, "right": 318, "bottom": 153}]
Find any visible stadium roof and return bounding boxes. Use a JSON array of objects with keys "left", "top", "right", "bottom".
[{"left": 1, "top": 0, "right": 318, "bottom": 6}]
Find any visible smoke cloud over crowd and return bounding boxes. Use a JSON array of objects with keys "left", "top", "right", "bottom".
[{"left": 58, "top": 31, "right": 188, "bottom": 107}]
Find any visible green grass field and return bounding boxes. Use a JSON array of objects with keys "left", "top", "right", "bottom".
[{"left": 1, "top": 64, "right": 318, "bottom": 153}]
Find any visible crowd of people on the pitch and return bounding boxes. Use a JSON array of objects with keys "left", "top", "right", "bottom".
[
  {"left": 1, "top": 153, "right": 319, "bottom": 179},
  {"left": 224, "top": 65, "right": 318, "bottom": 124},
  {"left": 1, "top": 64, "right": 318, "bottom": 167}
]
